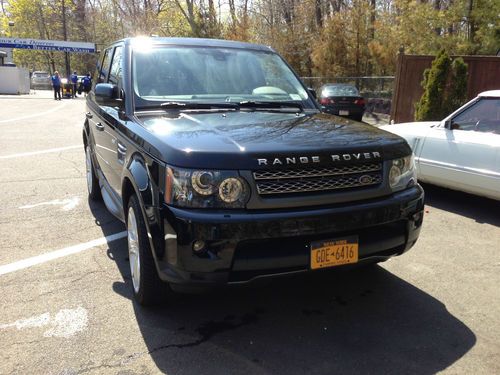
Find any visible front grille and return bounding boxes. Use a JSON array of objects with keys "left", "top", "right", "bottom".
[{"left": 253, "top": 163, "right": 383, "bottom": 196}]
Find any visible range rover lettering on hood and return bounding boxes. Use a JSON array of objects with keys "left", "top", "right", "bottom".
[{"left": 257, "top": 152, "right": 381, "bottom": 166}]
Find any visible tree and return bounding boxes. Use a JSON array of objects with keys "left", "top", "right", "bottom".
[
  {"left": 415, "top": 50, "right": 468, "bottom": 121},
  {"left": 415, "top": 50, "right": 451, "bottom": 121},
  {"left": 443, "top": 57, "right": 468, "bottom": 114},
  {"left": 2, "top": 0, "right": 496, "bottom": 79}
]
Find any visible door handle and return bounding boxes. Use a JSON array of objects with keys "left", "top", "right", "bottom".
[
  {"left": 95, "top": 122, "right": 104, "bottom": 131},
  {"left": 86, "top": 112, "right": 93, "bottom": 119}
]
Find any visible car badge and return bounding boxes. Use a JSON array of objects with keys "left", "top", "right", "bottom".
[{"left": 359, "top": 175, "right": 373, "bottom": 185}]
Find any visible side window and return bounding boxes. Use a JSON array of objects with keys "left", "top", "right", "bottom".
[
  {"left": 98, "top": 48, "right": 113, "bottom": 83},
  {"left": 108, "top": 46, "right": 123, "bottom": 87},
  {"left": 95, "top": 51, "right": 105, "bottom": 83},
  {"left": 452, "top": 98, "right": 500, "bottom": 133}
]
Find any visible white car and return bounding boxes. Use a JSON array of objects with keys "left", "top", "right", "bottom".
[{"left": 381, "top": 90, "right": 500, "bottom": 201}]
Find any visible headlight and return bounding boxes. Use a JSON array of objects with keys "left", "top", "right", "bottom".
[
  {"left": 165, "top": 166, "right": 250, "bottom": 208},
  {"left": 389, "top": 155, "right": 417, "bottom": 192},
  {"left": 61, "top": 78, "right": 68, "bottom": 84}
]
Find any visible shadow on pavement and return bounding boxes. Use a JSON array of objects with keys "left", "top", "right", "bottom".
[
  {"left": 89, "top": 199, "right": 476, "bottom": 375},
  {"left": 422, "top": 182, "right": 500, "bottom": 227}
]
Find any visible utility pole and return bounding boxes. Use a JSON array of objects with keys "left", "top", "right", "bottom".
[
  {"left": 62, "top": 0, "right": 70, "bottom": 77},
  {"left": 7, "top": 20, "right": 14, "bottom": 63}
]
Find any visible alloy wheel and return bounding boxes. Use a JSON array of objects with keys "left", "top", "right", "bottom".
[
  {"left": 127, "top": 207, "right": 141, "bottom": 293},
  {"left": 85, "top": 146, "right": 93, "bottom": 194}
]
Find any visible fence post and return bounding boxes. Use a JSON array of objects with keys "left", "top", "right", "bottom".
[{"left": 390, "top": 46, "right": 405, "bottom": 123}]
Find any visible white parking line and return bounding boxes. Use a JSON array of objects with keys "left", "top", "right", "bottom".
[
  {"left": 0, "top": 231, "right": 127, "bottom": 276},
  {"left": 0, "top": 145, "right": 81, "bottom": 159},
  {"left": 0, "top": 102, "right": 66, "bottom": 124}
]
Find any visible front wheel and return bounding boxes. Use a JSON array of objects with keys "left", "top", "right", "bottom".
[{"left": 127, "top": 195, "right": 168, "bottom": 305}]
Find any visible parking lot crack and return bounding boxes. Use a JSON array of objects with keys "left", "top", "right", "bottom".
[
  {"left": 76, "top": 362, "right": 123, "bottom": 374},
  {"left": 57, "top": 153, "right": 84, "bottom": 175},
  {"left": 0, "top": 339, "right": 43, "bottom": 349},
  {"left": 122, "top": 311, "right": 261, "bottom": 364},
  {"left": 20, "top": 282, "right": 97, "bottom": 304}
]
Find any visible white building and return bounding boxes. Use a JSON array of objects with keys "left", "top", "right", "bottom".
[{"left": 0, "top": 48, "right": 30, "bottom": 94}]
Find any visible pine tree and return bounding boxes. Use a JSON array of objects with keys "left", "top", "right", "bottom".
[
  {"left": 443, "top": 58, "right": 468, "bottom": 115},
  {"left": 415, "top": 50, "right": 451, "bottom": 121}
]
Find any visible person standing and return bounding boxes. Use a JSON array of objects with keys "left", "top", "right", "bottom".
[
  {"left": 51, "top": 71, "right": 62, "bottom": 100},
  {"left": 70, "top": 71, "right": 78, "bottom": 98},
  {"left": 82, "top": 72, "right": 92, "bottom": 97}
]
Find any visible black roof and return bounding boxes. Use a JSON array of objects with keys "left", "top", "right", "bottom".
[{"left": 116, "top": 37, "right": 274, "bottom": 52}]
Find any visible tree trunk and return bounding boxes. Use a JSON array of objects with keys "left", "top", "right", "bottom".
[
  {"left": 61, "top": 0, "right": 70, "bottom": 77},
  {"left": 315, "top": 0, "right": 323, "bottom": 28},
  {"left": 467, "top": 0, "right": 476, "bottom": 46},
  {"left": 434, "top": 0, "right": 441, "bottom": 35},
  {"left": 174, "top": 0, "right": 200, "bottom": 36},
  {"left": 229, "top": 0, "right": 237, "bottom": 27}
]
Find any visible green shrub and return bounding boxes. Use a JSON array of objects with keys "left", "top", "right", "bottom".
[
  {"left": 444, "top": 57, "right": 468, "bottom": 115},
  {"left": 415, "top": 51, "right": 468, "bottom": 121}
]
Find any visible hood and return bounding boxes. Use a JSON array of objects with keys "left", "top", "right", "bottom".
[
  {"left": 134, "top": 111, "right": 412, "bottom": 169},
  {"left": 380, "top": 121, "right": 439, "bottom": 135}
]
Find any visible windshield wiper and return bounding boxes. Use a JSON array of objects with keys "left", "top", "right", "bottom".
[
  {"left": 160, "top": 101, "right": 238, "bottom": 110},
  {"left": 138, "top": 100, "right": 304, "bottom": 113},
  {"left": 237, "top": 100, "right": 304, "bottom": 112}
]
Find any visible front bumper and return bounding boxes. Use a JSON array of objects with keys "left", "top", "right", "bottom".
[{"left": 156, "top": 185, "right": 424, "bottom": 287}]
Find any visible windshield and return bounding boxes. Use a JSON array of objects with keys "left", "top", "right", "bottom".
[{"left": 132, "top": 46, "right": 314, "bottom": 109}]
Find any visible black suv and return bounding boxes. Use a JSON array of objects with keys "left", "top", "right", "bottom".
[{"left": 83, "top": 37, "right": 424, "bottom": 305}]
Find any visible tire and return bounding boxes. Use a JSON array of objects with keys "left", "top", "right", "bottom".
[
  {"left": 352, "top": 114, "right": 364, "bottom": 122},
  {"left": 85, "top": 144, "right": 101, "bottom": 200},
  {"left": 127, "top": 195, "right": 168, "bottom": 306}
]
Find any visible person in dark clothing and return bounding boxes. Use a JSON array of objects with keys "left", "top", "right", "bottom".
[
  {"left": 82, "top": 73, "right": 92, "bottom": 97},
  {"left": 51, "top": 71, "right": 62, "bottom": 100},
  {"left": 70, "top": 71, "right": 78, "bottom": 98}
]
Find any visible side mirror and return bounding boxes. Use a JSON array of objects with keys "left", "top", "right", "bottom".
[
  {"left": 95, "top": 83, "right": 122, "bottom": 107},
  {"left": 308, "top": 87, "right": 317, "bottom": 100},
  {"left": 445, "top": 119, "right": 461, "bottom": 130}
]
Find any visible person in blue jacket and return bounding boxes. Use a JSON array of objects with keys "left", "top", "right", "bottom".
[
  {"left": 82, "top": 73, "right": 92, "bottom": 97},
  {"left": 70, "top": 71, "right": 78, "bottom": 98},
  {"left": 51, "top": 71, "right": 61, "bottom": 100}
]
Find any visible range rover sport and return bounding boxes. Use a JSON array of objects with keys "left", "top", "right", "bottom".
[{"left": 83, "top": 37, "right": 424, "bottom": 305}]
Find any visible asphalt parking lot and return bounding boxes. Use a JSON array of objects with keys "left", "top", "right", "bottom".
[{"left": 0, "top": 91, "right": 499, "bottom": 375}]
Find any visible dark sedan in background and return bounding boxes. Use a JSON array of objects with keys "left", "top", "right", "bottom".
[{"left": 319, "top": 83, "right": 366, "bottom": 121}]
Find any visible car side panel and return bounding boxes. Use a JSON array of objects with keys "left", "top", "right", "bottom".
[
  {"left": 99, "top": 107, "right": 126, "bottom": 196},
  {"left": 87, "top": 100, "right": 115, "bottom": 188},
  {"left": 418, "top": 128, "right": 500, "bottom": 200}
]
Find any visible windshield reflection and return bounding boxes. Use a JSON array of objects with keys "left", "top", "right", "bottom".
[{"left": 132, "top": 46, "right": 312, "bottom": 108}]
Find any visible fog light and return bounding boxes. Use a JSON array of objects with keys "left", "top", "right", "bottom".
[{"left": 192, "top": 240, "right": 206, "bottom": 253}]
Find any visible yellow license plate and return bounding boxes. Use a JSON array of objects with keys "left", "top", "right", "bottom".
[{"left": 310, "top": 236, "right": 359, "bottom": 269}]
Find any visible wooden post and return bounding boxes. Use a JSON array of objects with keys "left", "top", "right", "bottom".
[{"left": 390, "top": 46, "right": 405, "bottom": 123}]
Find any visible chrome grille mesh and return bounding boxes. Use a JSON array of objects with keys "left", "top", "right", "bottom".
[
  {"left": 253, "top": 163, "right": 382, "bottom": 180},
  {"left": 253, "top": 163, "right": 383, "bottom": 196}
]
